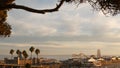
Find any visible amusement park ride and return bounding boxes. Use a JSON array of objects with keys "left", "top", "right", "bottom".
[
  {"left": 72, "top": 53, "right": 102, "bottom": 66},
  {"left": 72, "top": 52, "right": 120, "bottom": 67}
]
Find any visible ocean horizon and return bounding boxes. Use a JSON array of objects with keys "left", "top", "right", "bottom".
[
  {"left": 0, "top": 55, "right": 72, "bottom": 60},
  {"left": 0, "top": 54, "right": 118, "bottom": 61}
]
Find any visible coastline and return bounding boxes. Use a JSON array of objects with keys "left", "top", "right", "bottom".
[{"left": 0, "top": 55, "right": 72, "bottom": 60}]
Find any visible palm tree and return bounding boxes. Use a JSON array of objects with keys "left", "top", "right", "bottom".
[
  {"left": 29, "top": 46, "right": 35, "bottom": 59},
  {"left": 10, "top": 49, "right": 14, "bottom": 59},
  {"left": 16, "top": 49, "right": 21, "bottom": 58},
  {"left": 22, "top": 50, "right": 28, "bottom": 64},
  {"left": 35, "top": 49, "right": 40, "bottom": 64}
]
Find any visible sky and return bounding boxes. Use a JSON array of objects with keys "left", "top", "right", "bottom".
[{"left": 1, "top": 0, "right": 120, "bottom": 56}]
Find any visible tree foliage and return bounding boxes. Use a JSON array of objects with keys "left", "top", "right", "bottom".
[
  {"left": 35, "top": 49, "right": 40, "bottom": 56},
  {"left": 10, "top": 49, "right": 14, "bottom": 59},
  {"left": 25, "top": 63, "right": 31, "bottom": 68},
  {"left": 0, "top": 10, "right": 11, "bottom": 37},
  {"left": 22, "top": 50, "right": 28, "bottom": 59},
  {"left": 16, "top": 49, "right": 21, "bottom": 57},
  {"left": 0, "top": 0, "right": 14, "bottom": 37},
  {"left": 35, "top": 49, "right": 40, "bottom": 64},
  {"left": 0, "top": 0, "right": 120, "bottom": 37},
  {"left": 88, "top": 0, "right": 120, "bottom": 16},
  {"left": 29, "top": 46, "right": 35, "bottom": 59}
]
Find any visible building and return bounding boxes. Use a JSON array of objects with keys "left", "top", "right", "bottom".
[
  {"left": 4, "top": 57, "right": 32, "bottom": 65},
  {"left": 97, "top": 49, "right": 101, "bottom": 58}
]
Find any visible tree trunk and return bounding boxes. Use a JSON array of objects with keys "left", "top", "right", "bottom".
[
  {"left": 31, "top": 53, "right": 32, "bottom": 59},
  {"left": 37, "top": 54, "right": 39, "bottom": 64}
]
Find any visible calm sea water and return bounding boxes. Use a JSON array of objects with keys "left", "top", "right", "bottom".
[
  {"left": 41, "top": 55, "right": 72, "bottom": 60},
  {"left": 0, "top": 55, "right": 72, "bottom": 60}
]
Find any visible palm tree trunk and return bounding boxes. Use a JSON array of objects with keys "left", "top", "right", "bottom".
[
  {"left": 24, "top": 58, "right": 26, "bottom": 65},
  {"left": 11, "top": 54, "right": 13, "bottom": 59},
  {"left": 37, "top": 54, "right": 38, "bottom": 64},
  {"left": 31, "top": 53, "right": 32, "bottom": 59},
  {"left": 11, "top": 55, "right": 12, "bottom": 59},
  {"left": 30, "top": 52, "right": 32, "bottom": 64}
]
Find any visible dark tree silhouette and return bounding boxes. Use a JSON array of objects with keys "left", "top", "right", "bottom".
[
  {"left": 16, "top": 49, "right": 21, "bottom": 57},
  {"left": 0, "top": 0, "right": 120, "bottom": 37},
  {"left": 22, "top": 50, "right": 28, "bottom": 60},
  {"left": 10, "top": 49, "right": 14, "bottom": 59},
  {"left": 25, "top": 63, "right": 31, "bottom": 68},
  {"left": 35, "top": 49, "right": 40, "bottom": 64},
  {"left": 0, "top": 10, "right": 11, "bottom": 37},
  {"left": 22, "top": 50, "right": 29, "bottom": 64},
  {"left": 29, "top": 46, "right": 35, "bottom": 59}
]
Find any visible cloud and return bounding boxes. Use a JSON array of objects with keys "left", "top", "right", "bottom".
[
  {"left": 4, "top": 10, "right": 120, "bottom": 44},
  {"left": 2, "top": 0, "right": 120, "bottom": 55},
  {"left": 15, "top": 0, "right": 58, "bottom": 9}
]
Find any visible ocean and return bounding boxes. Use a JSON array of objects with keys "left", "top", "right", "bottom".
[
  {"left": 0, "top": 55, "right": 72, "bottom": 60},
  {"left": 41, "top": 55, "right": 72, "bottom": 60}
]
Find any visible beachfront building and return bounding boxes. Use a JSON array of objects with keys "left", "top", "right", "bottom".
[
  {"left": 2, "top": 57, "right": 61, "bottom": 68},
  {"left": 4, "top": 57, "right": 32, "bottom": 65}
]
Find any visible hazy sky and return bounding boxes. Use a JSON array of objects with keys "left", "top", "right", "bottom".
[{"left": 1, "top": 0, "right": 120, "bottom": 56}]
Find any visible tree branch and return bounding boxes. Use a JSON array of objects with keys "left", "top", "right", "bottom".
[{"left": 0, "top": 0, "right": 65, "bottom": 14}]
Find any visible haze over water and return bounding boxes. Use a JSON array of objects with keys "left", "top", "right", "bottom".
[{"left": 0, "top": 55, "right": 72, "bottom": 60}]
